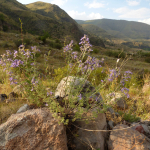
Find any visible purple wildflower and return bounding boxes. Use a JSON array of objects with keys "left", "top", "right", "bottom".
[
  {"left": 10, "top": 59, "right": 24, "bottom": 68},
  {"left": 14, "top": 50, "right": 18, "bottom": 58},
  {"left": 108, "top": 69, "right": 120, "bottom": 82},
  {"left": 6, "top": 50, "right": 12, "bottom": 57},
  {"left": 121, "top": 87, "right": 130, "bottom": 98},
  {"left": 120, "top": 70, "right": 132, "bottom": 86},
  {"left": 31, "top": 77, "right": 38, "bottom": 87},
  {"left": 63, "top": 40, "right": 73, "bottom": 53},
  {"left": 47, "top": 91, "right": 53, "bottom": 96},
  {"left": 79, "top": 34, "right": 93, "bottom": 53},
  {"left": 31, "top": 46, "right": 40, "bottom": 53},
  {"left": 71, "top": 52, "right": 78, "bottom": 59},
  {"left": 45, "top": 103, "right": 48, "bottom": 106},
  {"left": 24, "top": 50, "right": 31, "bottom": 59},
  {"left": 78, "top": 94, "right": 82, "bottom": 100},
  {"left": 9, "top": 76, "right": 18, "bottom": 85}
]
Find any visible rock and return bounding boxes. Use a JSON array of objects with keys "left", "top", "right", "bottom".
[
  {"left": 55, "top": 76, "right": 103, "bottom": 105},
  {"left": 141, "top": 124, "right": 150, "bottom": 135},
  {"left": 73, "top": 107, "right": 107, "bottom": 150},
  {"left": 16, "top": 104, "right": 30, "bottom": 113},
  {"left": 5, "top": 92, "right": 19, "bottom": 103},
  {"left": 12, "top": 84, "right": 25, "bottom": 97},
  {"left": 0, "top": 94, "right": 7, "bottom": 102},
  {"left": 131, "top": 123, "right": 150, "bottom": 138},
  {"left": 107, "top": 107, "right": 115, "bottom": 114},
  {"left": 135, "top": 125, "right": 145, "bottom": 134},
  {"left": 108, "top": 124, "right": 150, "bottom": 150},
  {"left": 107, "top": 92, "right": 128, "bottom": 109},
  {"left": 108, "top": 120, "right": 114, "bottom": 130},
  {"left": 0, "top": 108, "right": 68, "bottom": 150}
]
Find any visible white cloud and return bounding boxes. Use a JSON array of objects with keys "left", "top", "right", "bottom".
[
  {"left": 138, "top": 18, "right": 150, "bottom": 25},
  {"left": 113, "top": 7, "right": 129, "bottom": 14},
  {"left": 67, "top": 10, "right": 86, "bottom": 20},
  {"left": 67, "top": 10, "right": 103, "bottom": 20},
  {"left": 88, "top": 12, "right": 103, "bottom": 19},
  {"left": 114, "top": 7, "right": 150, "bottom": 19},
  {"left": 51, "top": 0, "right": 68, "bottom": 6},
  {"left": 84, "top": 0, "right": 105, "bottom": 8},
  {"left": 126, "top": 0, "right": 140, "bottom": 6}
]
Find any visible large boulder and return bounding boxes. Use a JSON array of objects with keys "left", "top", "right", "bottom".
[
  {"left": 0, "top": 108, "right": 68, "bottom": 150},
  {"left": 72, "top": 107, "right": 107, "bottom": 150},
  {"left": 108, "top": 124, "right": 150, "bottom": 150},
  {"left": 55, "top": 76, "right": 103, "bottom": 105}
]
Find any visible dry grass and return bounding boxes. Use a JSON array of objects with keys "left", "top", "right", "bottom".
[{"left": 0, "top": 98, "right": 29, "bottom": 125}]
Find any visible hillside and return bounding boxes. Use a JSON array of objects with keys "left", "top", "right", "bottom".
[
  {"left": 75, "top": 19, "right": 150, "bottom": 40},
  {"left": 26, "top": 1, "right": 105, "bottom": 47},
  {"left": 0, "top": 0, "right": 105, "bottom": 47},
  {"left": 80, "top": 24, "right": 113, "bottom": 40}
]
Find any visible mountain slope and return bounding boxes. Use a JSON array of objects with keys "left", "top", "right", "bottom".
[
  {"left": 26, "top": 1, "right": 105, "bottom": 47},
  {"left": 0, "top": 0, "right": 105, "bottom": 47},
  {"left": 75, "top": 19, "right": 150, "bottom": 40},
  {"left": 80, "top": 24, "right": 113, "bottom": 39}
]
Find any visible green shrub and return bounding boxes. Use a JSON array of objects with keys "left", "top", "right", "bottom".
[
  {"left": 24, "top": 38, "right": 31, "bottom": 46},
  {"left": 49, "top": 41, "right": 62, "bottom": 50},
  {"left": 92, "top": 48, "right": 99, "bottom": 54},
  {"left": 0, "top": 14, "right": 4, "bottom": 22},
  {"left": 88, "top": 68, "right": 107, "bottom": 86},
  {"left": 3, "top": 25, "right": 8, "bottom": 32},
  {"left": 55, "top": 39, "right": 60, "bottom": 43},
  {"left": 14, "top": 39, "right": 22, "bottom": 47},
  {"left": 105, "top": 50, "right": 126, "bottom": 58},
  {"left": 145, "top": 57, "right": 150, "bottom": 63},
  {"left": 2, "top": 42, "right": 9, "bottom": 48},
  {"left": 118, "top": 111, "right": 141, "bottom": 123}
]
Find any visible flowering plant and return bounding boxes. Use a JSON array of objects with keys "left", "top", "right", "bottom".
[{"left": 0, "top": 34, "right": 133, "bottom": 124}]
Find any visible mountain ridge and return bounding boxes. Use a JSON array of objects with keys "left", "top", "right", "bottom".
[{"left": 75, "top": 19, "right": 150, "bottom": 40}]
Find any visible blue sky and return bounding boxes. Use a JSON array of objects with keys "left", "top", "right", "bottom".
[{"left": 17, "top": 0, "right": 150, "bottom": 25}]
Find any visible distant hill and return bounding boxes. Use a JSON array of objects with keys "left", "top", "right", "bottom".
[
  {"left": 0, "top": 0, "right": 105, "bottom": 47},
  {"left": 75, "top": 19, "right": 150, "bottom": 40},
  {"left": 79, "top": 24, "right": 113, "bottom": 40}
]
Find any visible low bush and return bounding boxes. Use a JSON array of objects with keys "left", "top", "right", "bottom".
[
  {"left": 91, "top": 48, "right": 99, "bottom": 54},
  {"left": 49, "top": 41, "right": 62, "bottom": 50},
  {"left": 105, "top": 50, "right": 126, "bottom": 58},
  {"left": 145, "top": 57, "right": 150, "bottom": 63},
  {"left": 14, "top": 39, "right": 22, "bottom": 47}
]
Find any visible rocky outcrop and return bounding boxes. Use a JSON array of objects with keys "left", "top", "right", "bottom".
[
  {"left": 108, "top": 124, "right": 150, "bottom": 150},
  {"left": 0, "top": 108, "right": 68, "bottom": 150}
]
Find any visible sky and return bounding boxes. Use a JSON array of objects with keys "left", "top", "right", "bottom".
[{"left": 17, "top": 0, "right": 150, "bottom": 25}]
